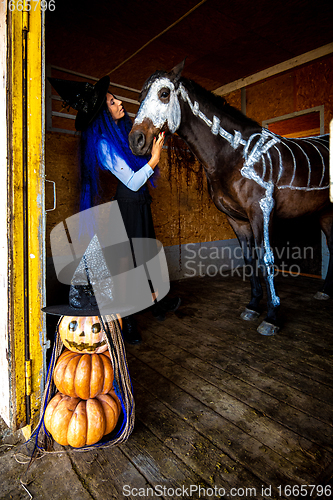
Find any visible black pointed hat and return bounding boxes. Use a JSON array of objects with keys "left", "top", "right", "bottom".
[
  {"left": 42, "top": 235, "right": 134, "bottom": 318},
  {"left": 48, "top": 75, "right": 110, "bottom": 131}
]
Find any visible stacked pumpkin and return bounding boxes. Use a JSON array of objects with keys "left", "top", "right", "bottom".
[{"left": 44, "top": 316, "right": 122, "bottom": 448}]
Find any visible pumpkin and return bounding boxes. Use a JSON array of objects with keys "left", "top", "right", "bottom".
[
  {"left": 44, "top": 391, "right": 121, "bottom": 447},
  {"left": 58, "top": 315, "right": 122, "bottom": 354},
  {"left": 53, "top": 349, "right": 114, "bottom": 399},
  {"left": 59, "top": 316, "right": 107, "bottom": 354}
]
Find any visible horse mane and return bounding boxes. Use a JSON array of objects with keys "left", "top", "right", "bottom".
[{"left": 179, "top": 77, "right": 261, "bottom": 130}]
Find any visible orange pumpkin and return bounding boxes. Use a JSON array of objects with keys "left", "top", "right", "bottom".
[
  {"left": 59, "top": 316, "right": 108, "bottom": 354},
  {"left": 44, "top": 392, "right": 121, "bottom": 447},
  {"left": 53, "top": 349, "right": 114, "bottom": 399}
]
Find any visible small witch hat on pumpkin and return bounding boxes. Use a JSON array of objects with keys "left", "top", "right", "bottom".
[
  {"left": 42, "top": 234, "right": 135, "bottom": 318},
  {"left": 48, "top": 75, "right": 110, "bottom": 131}
]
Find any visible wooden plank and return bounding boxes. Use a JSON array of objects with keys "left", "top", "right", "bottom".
[
  {"left": 140, "top": 319, "right": 333, "bottom": 427},
  {"left": 155, "top": 277, "right": 333, "bottom": 414},
  {"left": 199, "top": 307, "right": 333, "bottom": 356},
  {"left": 3, "top": 448, "right": 95, "bottom": 500},
  {"left": 178, "top": 297, "right": 333, "bottom": 376},
  {"left": 128, "top": 340, "right": 333, "bottom": 468},
  {"left": 155, "top": 331, "right": 332, "bottom": 449},
  {"left": 173, "top": 288, "right": 333, "bottom": 388},
  {"left": 66, "top": 446, "right": 154, "bottom": 500},
  {"left": 127, "top": 350, "right": 327, "bottom": 489},
  {"left": 214, "top": 42, "right": 333, "bottom": 96},
  {"left": 175, "top": 314, "right": 333, "bottom": 388},
  {"left": 121, "top": 419, "right": 205, "bottom": 493},
  {"left": 161, "top": 313, "right": 333, "bottom": 406},
  {"left": 127, "top": 365, "right": 274, "bottom": 499}
]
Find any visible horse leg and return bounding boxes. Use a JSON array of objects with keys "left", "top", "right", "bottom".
[
  {"left": 315, "top": 211, "right": 333, "bottom": 299},
  {"left": 249, "top": 192, "right": 280, "bottom": 336},
  {"left": 227, "top": 217, "right": 263, "bottom": 320}
]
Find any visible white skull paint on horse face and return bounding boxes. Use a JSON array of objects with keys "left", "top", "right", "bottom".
[
  {"left": 129, "top": 77, "right": 181, "bottom": 156},
  {"left": 135, "top": 78, "right": 181, "bottom": 133},
  {"left": 129, "top": 60, "right": 185, "bottom": 156}
]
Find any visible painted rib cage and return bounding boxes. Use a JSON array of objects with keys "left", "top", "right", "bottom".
[{"left": 250, "top": 132, "right": 330, "bottom": 192}]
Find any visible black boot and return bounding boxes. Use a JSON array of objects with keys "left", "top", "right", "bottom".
[
  {"left": 121, "top": 316, "right": 142, "bottom": 345},
  {"left": 151, "top": 297, "right": 181, "bottom": 321}
]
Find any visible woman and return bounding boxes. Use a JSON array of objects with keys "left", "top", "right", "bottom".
[
  {"left": 49, "top": 76, "right": 180, "bottom": 344},
  {"left": 80, "top": 91, "right": 164, "bottom": 239}
]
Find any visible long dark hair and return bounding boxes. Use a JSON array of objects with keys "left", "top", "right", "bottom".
[{"left": 79, "top": 106, "right": 153, "bottom": 212}]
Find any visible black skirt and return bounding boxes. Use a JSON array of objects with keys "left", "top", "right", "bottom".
[{"left": 114, "top": 182, "right": 156, "bottom": 240}]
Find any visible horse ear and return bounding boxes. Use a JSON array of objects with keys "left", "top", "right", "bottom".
[{"left": 169, "top": 58, "right": 186, "bottom": 82}]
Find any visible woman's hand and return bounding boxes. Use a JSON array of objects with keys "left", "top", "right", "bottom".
[{"left": 148, "top": 132, "right": 165, "bottom": 169}]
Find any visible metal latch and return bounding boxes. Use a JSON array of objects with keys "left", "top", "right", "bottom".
[{"left": 45, "top": 179, "right": 57, "bottom": 212}]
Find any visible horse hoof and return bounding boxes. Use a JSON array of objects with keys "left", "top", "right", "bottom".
[
  {"left": 257, "top": 321, "right": 279, "bottom": 336},
  {"left": 240, "top": 308, "right": 260, "bottom": 321},
  {"left": 314, "top": 291, "right": 330, "bottom": 300}
]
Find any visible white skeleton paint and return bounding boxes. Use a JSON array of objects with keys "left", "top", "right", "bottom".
[
  {"left": 136, "top": 78, "right": 329, "bottom": 307},
  {"left": 134, "top": 78, "right": 181, "bottom": 133}
]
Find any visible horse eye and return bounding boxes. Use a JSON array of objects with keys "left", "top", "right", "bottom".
[
  {"left": 92, "top": 323, "right": 101, "bottom": 334},
  {"left": 68, "top": 321, "right": 78, "bottom": 332},
  {"left": 160, "top": 88, "right": 170, "bottom": 99}
]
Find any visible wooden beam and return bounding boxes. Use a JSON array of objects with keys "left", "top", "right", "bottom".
[{"left": 214, "top": 43, "right": 333, "bottom": 96}]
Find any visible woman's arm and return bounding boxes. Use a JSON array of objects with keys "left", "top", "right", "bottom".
[{"left": 98, "top": 133, "right": 164, "bottom": 191}]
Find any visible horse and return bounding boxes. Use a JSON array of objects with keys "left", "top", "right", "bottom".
[{"left": 128, "top": 60, "right": 333, "bottom": 336}]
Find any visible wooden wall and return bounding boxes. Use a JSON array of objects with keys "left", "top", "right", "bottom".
[{"left": 245, "top": 55, "right": 333, "bottom": 130}]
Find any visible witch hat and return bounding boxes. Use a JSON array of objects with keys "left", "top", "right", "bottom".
[
  {"left": 48, "top": 75, "right": 110, "bottom": 131},
  {"left": 42, "top": 234, "right": 135, "bottom": 317}
]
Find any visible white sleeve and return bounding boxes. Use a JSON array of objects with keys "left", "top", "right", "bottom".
[{"left": 98, "top": 139, "right": 154, "bottom": 191}]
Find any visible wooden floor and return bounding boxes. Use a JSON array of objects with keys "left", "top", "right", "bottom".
[{"left": 67, "top": 273, "right": 333, "bottom": 500}]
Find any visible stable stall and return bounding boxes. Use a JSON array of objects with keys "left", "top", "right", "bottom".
[{"left": 0, "top": 0, "right": 333, "bottom": 496}]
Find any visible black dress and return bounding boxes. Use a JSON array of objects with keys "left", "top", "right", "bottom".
[
  {"left": 114, "top": 181, "right": 156, "bottom": 240},
  {"left": 114, "top": 180, "right": 158, "bottom": 303}
]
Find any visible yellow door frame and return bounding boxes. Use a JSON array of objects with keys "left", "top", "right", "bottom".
[{"left": 5, "top": 2, "right": 46, "bottom": 435}]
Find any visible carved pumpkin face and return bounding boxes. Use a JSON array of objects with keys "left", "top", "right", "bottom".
[{"left": 59, "top": 316, "right": 108, "bottom": 354}]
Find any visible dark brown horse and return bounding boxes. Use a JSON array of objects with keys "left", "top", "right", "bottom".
[{"left": 129, "top": 61, "right": 332, "bottom": 335}]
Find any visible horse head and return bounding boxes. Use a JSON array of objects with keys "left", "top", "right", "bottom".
[{"left": 129, "top": 60, "right": 185, "bottom": 155}]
